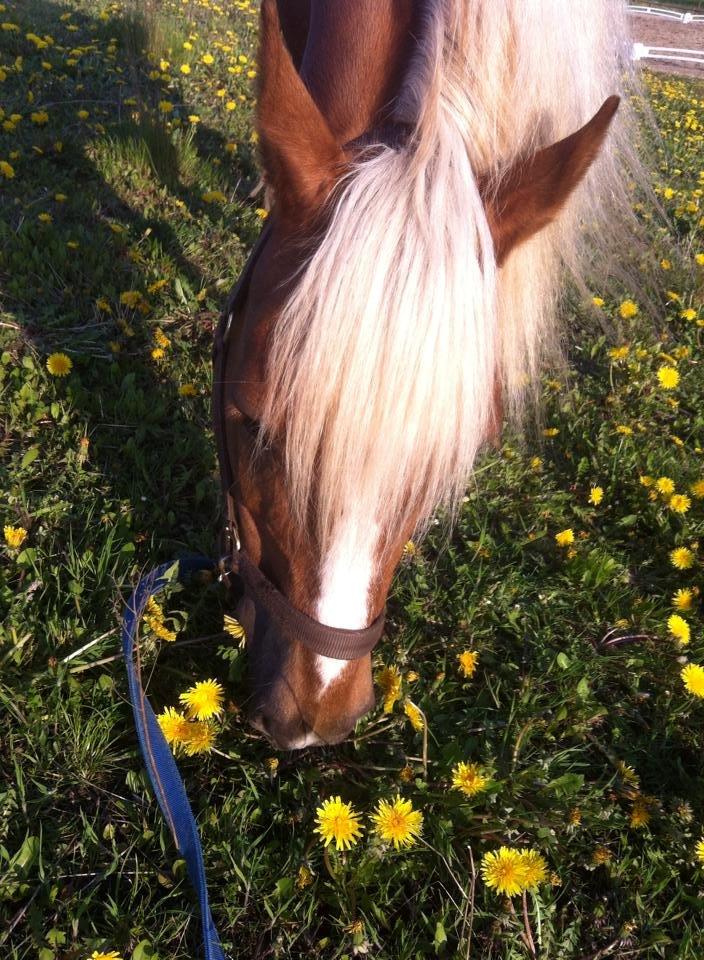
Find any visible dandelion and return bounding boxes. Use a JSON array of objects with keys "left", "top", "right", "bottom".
[
  {"left": 377, "top": 665, "right": 402, "bottom": 713},
  {"left": 371, "top": 795, "right": 423, "bottom": 849},
  {"left": 657, "top": 366, "right": 680, "bottom": 390},
  {"left": 480, "top": 848, "right": 526, "bottom": 897},
  {"left": 404, "top": 700, "right": 424, "bottom": 732},
  {"left": 670, "top": 546, "right": 695, "bottom": 570},
  {"left": 656, "top": 477, "right": 675, "bottom": 496},
  {"left": 543, "top": 427, "right": 559, "bottom": 437},
  {"left": 0, "top": 159, "right": 15, "bottom": 178},
  {"left": 451, "top": 761, "right": 489, "bottom": 797},
  {"left": 555, "top": 528, "right": 574, "bottom": 547},
  {"left": 630, "top": 797, "right": 651, "bottom": 829},
  {"left": 669, "top": 494, "right": 691, "bottom": 514},
  {"left": 158, "top": 100, "right": 174, "bottom": 113},
  {"left": 457, "top": 649, "right": 479, "bottom": 678},
  {"left": 681, "top": 308, "right": 697, "bottom": 321},
  {"left": 38, "top": 212, "right": 53, "bottom": 224},
  {"left": 619, "top": 299, "right": 638, "bottom": 319},
  {"left": 681, "top": 663, "right": 704, "bottom": 698},
  {"left": 179, "top": 383, "right": 198, "bottom": 397},
  {"left": 520, "top": 850, "right": 549, "bottom": 891},
  {"left": 89, "top": 952, "right": 122, "bottom": 960},
  {"left": 673, "top": 588, "right": 694, "bottom": 611},
  {"left": 182, "top": 721, "right": 216, "bottom": 756},
  {"left": 589, "top": 486, "right": 604, "bottom": 506},
  {"left": 608, "top": 345, "right": 629, "bottom": 361},
  {"left": 179, "top": 679, "right": 225, "bottom": 720},
  {"left": 46, "top": 352, "right": 72, "bottom": 376},
  {"left": 592, "top": 846, "right": 612, "bottom": 866},
  {"left": 615, "top": 425, "right": 633, "bottom": 436},
  {"left": 77, "top": 109, "right": 89, "bottom": 119},
  {"left": 667, "top": 614, "right": 690, "bottom": 645},
  {"left": 691, "top": 480, "right": 704, "bottom": 500},
  {"left": 31, "top": 110, "right": 48, "bottom": 124},
  {"left": 157, "top": 706, "right": 191, "bottom": 747},
  {"left": 223, "top": 613, "right": 245, "bottom": 641},
  {"left": 180, "top": 63, "right": 191, "bottom": 74},
  {"left": 202, "top": 190, "right": 227, "bottom": 203},
  {"left": 695, "top": 839, "right": 704, "bottom": 866},
  {"left": 4, "top": 525, "right": 27, "bottom": 549},
  {"left": 592, "top": 296, "right": 605, "bottom": 307},
  {"left": 314, "top": 796, "right": 363, "bottom": 851}
]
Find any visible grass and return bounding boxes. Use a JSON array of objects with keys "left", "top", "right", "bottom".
[{"left": 1, "top": 1, "right": 704, "bottom": 958}]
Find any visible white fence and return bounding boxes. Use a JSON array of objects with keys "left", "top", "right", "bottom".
[
  {"left": 628, "top": 4, "right": 704, "bottom": 23},
  {"left": 632, "top": 41, "right": 704, "bottom": 64}
]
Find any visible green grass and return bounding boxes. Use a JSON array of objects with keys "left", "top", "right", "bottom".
[{"left": 2, "top": 1, "right": 704, "bottom": 958}]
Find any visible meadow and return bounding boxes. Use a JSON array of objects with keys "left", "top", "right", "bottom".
[{"left": 2, "top": 1, "right": 704, "bottom": 957}]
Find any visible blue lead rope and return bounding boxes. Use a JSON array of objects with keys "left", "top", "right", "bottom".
[{"left": 122, "top": 557, "right": 228, "bottom": 960}]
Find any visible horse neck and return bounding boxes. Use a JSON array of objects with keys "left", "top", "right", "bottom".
[{"left": 299, "top": 0, "right": 416, "bottom": 145}]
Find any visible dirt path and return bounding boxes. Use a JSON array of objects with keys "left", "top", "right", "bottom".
[{"left": 630, "top": 11, "right": 704, "bottom": 78}]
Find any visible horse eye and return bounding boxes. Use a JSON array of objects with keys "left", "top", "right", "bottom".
[{"left": 240, "top": 414, "right": 260, "bottom": 437}]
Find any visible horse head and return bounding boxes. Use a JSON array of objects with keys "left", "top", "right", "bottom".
[{"left": 218, "top": 0, "right": 620, "bottom": 749}]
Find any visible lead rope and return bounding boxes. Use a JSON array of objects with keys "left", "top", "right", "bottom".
[{"left": 122, "top": 556, "right": 230, "bottom": 960}]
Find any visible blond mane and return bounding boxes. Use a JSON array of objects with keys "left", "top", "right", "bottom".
[{"left": 261, "top": 0, "right": 645, "bottom": 555}]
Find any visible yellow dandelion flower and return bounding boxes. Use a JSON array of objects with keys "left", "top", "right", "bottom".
[
  {"left": 157, "top": 706, "right": 191, "bottom": 747},
  {"left": 667, "top": 614, "right": 690, "bottom": 645},
  {"left": 656, "top": 477, "right": 675, "bottom": 496},
  {"left": 178, "top": 383, "right": 198, "bottom": 397},
  {"left": 371, "top": 795, "right": 423, "bottom": 849},
  {"left": 451, "top": 761, "right": 489, "bottom": 797},
  {"left": 223, "top": 614, "right": 245, "bottom": 642},
  {"left": 202, "top": 190, "right": 227, "bottom": 204},
  {"left": 619, "top": 299, "right": 638, "bottom": 319},
  {"left": 0, "top": 159, "right": 15, "bottom": 178},
  {"left": 158, "top": 100, "right": 174, "bottom": 113},
  {"left": 457, "top": 649, "right": 479, "bottom": 678},
  {"left": 202, "top": 53, "right": 214, "bottom": 65},
  {"left": 4, "top": 525, "right": 27, "bottom": 549},
  {"left": 180, "top": 63, "right": 191, "bottom": 75},
  {"left": 670, "top": 547, "right": 695, "bottom": 570},
  {"left": 615, "top": 425, "right": 633, "bottom": 436},
  {"left": 182, "top": 721, "right": 216, "bottom": 756},
  {"left": 89, "top": 952, "right": 122, "bottom": 960},
  {"left": 695, "top": 839, "right": 704, "bottom": 866},
  {"left": 543, "top": 427, "right": 559, "bottom": 437},
  {"left": 314, "top": 796, "right": 363, "bottom": 851},
  {"left": 639, "top": 475, "right": 654, "bottom": 488},
  {"left": 589, "top": 486, "right": 604, "bottom": 506},
  {"left": 555, "top": 528, "right": 574, "bottom": 547},
  {"left": 38, "top": 212, "right": 53, "bottom": 224},
  {"left": 568, "top": 808, "right": 582, "bottom": 826},
  {"left": 608, "top": 345, "right": 629, "bottom": 361},
  {"left": 179, "top": 679, "right": 225, "bottom": 720},
  {"left": 404, "top": 700, "right": 424, "bottom": 732},
  {"left": 592, "top": 846, "right": 612, "bottom": 866},
  {"left": 520, "top": 850, "right": 549, "bottom": 891},
  {"left": 669, "top": 494, "right": 691, "bottom": 514},
  {"left": 377, "top": 665, "right": 402, "bottom": 713},
  {"left": 681, "top": 308, "right": 697, "bottom": 321},
  {"left": 690, "top": 480, "right": 704, "bottom": 500},
  {"left": 657, "top": 366, "right": 680, "bottom": 390},
  {"left": 46, "top": 352, "right": 72, "bottom": 376},
  {"left": 481, "top": 847, "right": 526, "bottom": 897},
  {"left": 592, "top": 296, "right": 605, "bottom": 307},
  {"left": 681, "top": 663, "right": 704, "bottom": 698},
  {"left": 696, "top": 253, "right": 704, "bottom": 267},
  {"left": 673, "top": 588, "right": 694, "bottom": 611},
  {"left": 630, "top": 798, "right": 651, "bottom": 829}
]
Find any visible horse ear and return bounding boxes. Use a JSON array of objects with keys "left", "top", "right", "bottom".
[
  {"left": 257, "top": 0, "right": 345, "bottom": 223},
  {"left": 484, "top": 96, "right": 620, "bottom": 265}
]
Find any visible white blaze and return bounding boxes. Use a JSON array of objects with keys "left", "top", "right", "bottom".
[{"left": 315, "top": 520, "right": 377, "bottom": 690}]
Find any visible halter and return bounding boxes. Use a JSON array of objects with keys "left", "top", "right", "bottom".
[{"left": 212, "top": 126, "right": 411, "bottom": 660}]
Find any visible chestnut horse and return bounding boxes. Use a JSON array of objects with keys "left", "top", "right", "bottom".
[{"left": 216, "top": 0, "right": 640, "bottom": 749}]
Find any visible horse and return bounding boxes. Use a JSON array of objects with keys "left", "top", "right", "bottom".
[{"left": 214, "top": 0, "right": 644, "bottom": 750}]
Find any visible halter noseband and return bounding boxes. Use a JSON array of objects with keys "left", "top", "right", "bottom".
[{"left": 211, "top": 125, "right": 413, "bottom": 661}]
